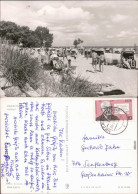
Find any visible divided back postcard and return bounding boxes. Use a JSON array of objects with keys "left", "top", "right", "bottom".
[{"left": 0, "top": 0, "right": 138, "bottom": 194}]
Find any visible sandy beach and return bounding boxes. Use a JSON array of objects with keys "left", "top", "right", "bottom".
[{"left": 70, "top": 54, "right": 138, "bottom": 97}]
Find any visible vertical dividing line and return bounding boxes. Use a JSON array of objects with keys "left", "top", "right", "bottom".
[
  {"left": 134, "top": 141, "right": 136, "bottom": 150},
  {"left": 136, "top": 98, "right": 138, "bottom": 193}
]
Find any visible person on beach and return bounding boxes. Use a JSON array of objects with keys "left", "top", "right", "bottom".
[
  {"left": 36, "top": 49, "right": 43, "bottom": 67},
  {"left": 99, "top": 53, "right": 105, "bottom": 72},
  {"left": 44, "top": 48, "right": 50, "bottom": 64},
  {"left": 30, "top": 48, "right": 35, "bottom": 56},
  {"left": 122, "top": 57, "right": 131, "bottom": 69},
  {"left": 92, "top": 50, "right": 98, "bottom": 72}
]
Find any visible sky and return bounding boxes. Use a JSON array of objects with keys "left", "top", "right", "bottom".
[{"left": 1, "top": 1, "right": 138, "bottom": 46}]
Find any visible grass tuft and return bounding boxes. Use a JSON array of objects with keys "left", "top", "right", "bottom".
[{"left": 0, "top": 40, "right": 40, "bottom": 89}]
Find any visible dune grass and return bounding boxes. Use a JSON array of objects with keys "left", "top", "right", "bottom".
[
  {"left": 0, "top": 40, "right": 40, "bottom": 89},
  {"left": 58, "top": 74, "right": 99, "bottom": 97},
  {"left": 38, "top": 70, "right": 98, "bottom": 97}
]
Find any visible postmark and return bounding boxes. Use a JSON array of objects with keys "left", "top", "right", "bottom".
[{"left": 100, "top": 107, "right": 128, "bottom": 135}]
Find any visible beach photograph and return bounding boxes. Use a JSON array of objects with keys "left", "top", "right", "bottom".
[{"left": 0, "top": 1, "right": 138, "bottom": 97}]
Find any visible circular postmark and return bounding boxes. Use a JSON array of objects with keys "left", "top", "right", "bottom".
[{"left": 100, "top": 107, "right": 128, "bottom": 135}]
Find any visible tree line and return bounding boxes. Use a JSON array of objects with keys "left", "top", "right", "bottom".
[
  {"left": 0, "top": 21, "right": 53, "bottom": 48},
  {"left": 73, "top": 38, "right": 83, "bottom": 48}
]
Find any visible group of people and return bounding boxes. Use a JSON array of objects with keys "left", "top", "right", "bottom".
[
  {"left": 23, "top": 47, "right": 73, "bottom": 75},
  {"left": 91, "top": 49, "right": 105, "bottom": 72},
  {"left": 20, "top": 46, "right": 136, "bottom": 74},
  {"left": 83, "top": 48, "right": 105, "bottom": 72},
  {"left": 19, "top": 46, "right": 106, "bottom": 73},
  {"left": 19, "top": 46, "right": 71, "bottom": 64}
]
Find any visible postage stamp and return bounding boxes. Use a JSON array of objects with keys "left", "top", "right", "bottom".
[
  {"left": 95, "top": 99, "right": 132, "bottom": 135},
  {"left": 95, "top": 99, "right": 132, "bottom": 121}
]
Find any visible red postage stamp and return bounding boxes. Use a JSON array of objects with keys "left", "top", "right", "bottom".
[{"left": 95, "top": 99, "right": 132, "bottom": 121}]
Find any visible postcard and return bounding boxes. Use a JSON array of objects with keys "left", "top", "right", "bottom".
[
  {"left": 1, "top": 97, "right": 137, "bottom": 193},
  {"left": 0, "top": 0, "right": 138, "bottom": 98},
  {"left": 0, "top": 1, "right": 138, "bottom": 194}
]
